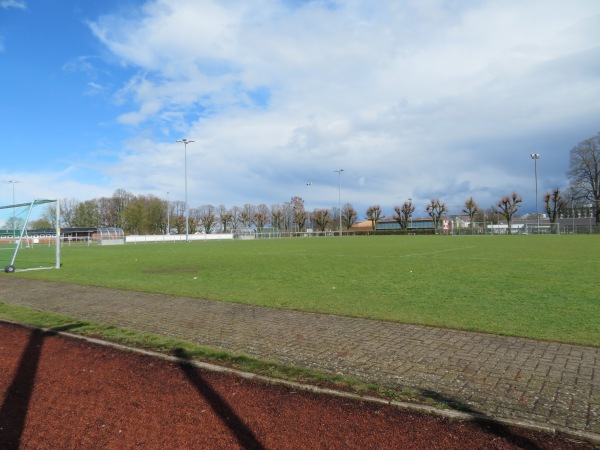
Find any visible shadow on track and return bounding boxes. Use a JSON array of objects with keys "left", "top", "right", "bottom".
[
  {"left": 173, "top": 347, "right": 265, "bottom": 450},
  {"left": 420, "top": 388, "right": 543, "bottom": 450},
  {"left": 0, "top": 323, "right": 86, "bottom": 450}
]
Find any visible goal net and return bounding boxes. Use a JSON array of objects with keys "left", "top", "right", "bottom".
[
  {"left": 0, "top": 199, "right": 61, "bottom": 273},
  {"left": 232, "top": 227, "right": 256, "bottom": 240}
]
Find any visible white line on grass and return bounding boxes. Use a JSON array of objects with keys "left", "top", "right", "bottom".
[
  {"left": 308, "top": 246, "right": 478, "bottom": 259},
  {"left": 394, "top": 246, "right": 477, "bottom": 259}
]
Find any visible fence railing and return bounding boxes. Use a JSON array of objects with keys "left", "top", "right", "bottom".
[
  {"left": 445, "top": 222, "right": 599, "bottom": 235},
  {"left": 126, "top": 233, "right": 234, "bottom": 243}
]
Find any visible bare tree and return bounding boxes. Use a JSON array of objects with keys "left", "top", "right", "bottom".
[
  {"left": 289, "top": 196, "right": 307, "bottom": 231},
  {"left": 281, "top": 202, "right": 294, "bottom": 232},
  {"left": 50, "top": 198, "right": 79, "bottom": 227},
  {"left": 341, "top": 203, "right": 358, "bottom": 230},
  {"left": 425, "top": 199, "right": 448, "bottom": 231},
  {"left": 293, "top": 209, "right": 308, "bottom": 231},
  {"left": 240, "top": 204, "right": 256, "bottom": 228},
  {"left": 95, "top": 197, "right": 114, "bottom": 227},
  {"left": 170, "top": 200, "right": 187, "bottom": 234},
  {"left": 44, "top": 199, "right": 78, "bottom": 228},
  {"left": 567, "top": 133, "right": 600, "bottom": 224},
  {"left": 393, "top": 200, "right": 414, "bottom": 230},
  {"left": 217, "top": 205, "right": 232, "bottom": 233},
  {"left": 198, "top": 204, "right": 217, "bottom": 233},
  {"left": 187, "top": 207, "right": 201, "bottom": 233},
  {"left": 290, "top": 196, "right": 304, "bottom": 211},
  {"left": 365, "top": 205, "right": 385, "bottom": 231},
  {"left": 493, "top": 192, "right": 522, "bottom": 234},
  {"left": 270, "top": 204, "right": 285, "bottom": 231},
  {"left": 330, "top": 206, "right": 340, "bottom": 232},
  {"left": 172, "top": 214, "right": 186, "bottom": 235},
  {"left": 254, "top": 204, "right": 270, "bottom": 230},
  {"left": 230, "top": 206, "right": 241, "bottom": 230},
  {"left": 111, "top": 189, "right": 134, "bottom": 228},
  {"left": 544, "top": 188, "right": 566, "bottom": 224},
  {"left": 312, "top": 209, "right": 331, "bottom": 232},
  {"left": 462, "top": 197, "right": 479, "bottom": 230}
]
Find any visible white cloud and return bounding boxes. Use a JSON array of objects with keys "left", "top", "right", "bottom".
[
  {"left": 81, "top": 0, "right": 600, "bottom": 214},
  {"left": 0, "top": 0, "right": 26, "bottom": 10}
]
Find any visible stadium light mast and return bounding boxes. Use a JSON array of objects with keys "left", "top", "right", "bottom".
[
  {"left": 530, "top": 153, "right": 540, "bottom": 232},
  {"left": 334, "top": 169, "right": 344, "bottom": 237},
  {"left": 306, "top": 182, "right": 312, "bottom": 230},
  {"left": 8, "top": 180, "right": 20, "bottom": 229},
  {"left": 166, "top": 191, "right": 170, "bottom": 235},
  {"left": 176, "top": 139, "right": 195, "bottom": 242}
]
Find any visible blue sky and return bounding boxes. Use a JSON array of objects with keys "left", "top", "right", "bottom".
[{"left": 1, "top": 0, "right": 599, "bottom": 219}]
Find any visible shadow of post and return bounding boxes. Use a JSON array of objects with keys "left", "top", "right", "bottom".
[
  {"left": 173, "top": 348, "right": 265, "bottom": 450},
  {"left": 420, "top": 389, "right": 543, "bottom": 450},
  {"left": 0, "top": 323, "right": 86, "bottom": 450}
]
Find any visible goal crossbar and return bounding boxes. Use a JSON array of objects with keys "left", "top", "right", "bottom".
[{"left": 0, "top": 199, "right": 57, "bottom": 210}]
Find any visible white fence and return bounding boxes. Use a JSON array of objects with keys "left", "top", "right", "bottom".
[{"left": 126, "top": 233, "right": 234, "bottom": 244}]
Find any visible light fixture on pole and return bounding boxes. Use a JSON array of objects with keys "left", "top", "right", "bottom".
[
  {"left": 530, "top": 153, "right": 540, "bottom": 232},
  {"left": 334, "top": 169, "right": 344, "bottom": 237},
  {"left": 176, "top": 139, "right": 195, "bottom": 241}
]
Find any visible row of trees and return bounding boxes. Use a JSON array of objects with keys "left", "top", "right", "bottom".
[
  {"left": 29, "top": 186, "right": 589, "bottom": 236},
  {"left": 24, "top": 133, "right": 598, "bottom": 235},
  {"left": 33, "top": 191, "right": 359, "bottom": 235},
  {"left": 30, "top": 185, "right": 590, "bottom": 237},
  {"left": 29, "top": 188, "right": 561, "bottom": 236},
  {"left": 364, "top": 190, "right": 573, "bottom": 234}
]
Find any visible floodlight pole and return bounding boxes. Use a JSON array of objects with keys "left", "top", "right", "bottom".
[
  {"left": 334, "top": 169, "right": 344, "bottom": 237},
  {"left": 176, "top": 139, "right": 195, "bottom": 241},
  {"left": 55, "top": 198, "right": 61, "bottom": 269},
  {"left": 166, "top": 191, "right": 170, "bottom": 235},
  {"left": 306, "top": 182, "right": 312, "bottom": 230},
  {"left": 530, "top": 153, "right": 540, "bottom": 232},
  {"left": 8, "top": 180, "right": 19, "bottom": 228}
]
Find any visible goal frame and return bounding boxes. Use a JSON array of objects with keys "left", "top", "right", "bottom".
[{"left": 1, "top": 199, "right": 61, "bottom": 273}]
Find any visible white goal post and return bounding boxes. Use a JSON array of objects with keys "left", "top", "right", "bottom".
[{"left": 0, "top": 199, "right": 61, "bottom": 273}]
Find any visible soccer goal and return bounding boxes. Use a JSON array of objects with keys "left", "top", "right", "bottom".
[
  {"left": 0, "top": 199, "right": 61, "bottom": 273},
  {"left": 232, "top": 227, "right": 256, "bottom": 240}
]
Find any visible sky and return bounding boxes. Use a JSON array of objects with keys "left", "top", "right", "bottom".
[{"left": 1, "top": 0, "right": 599, "bottom": 219}]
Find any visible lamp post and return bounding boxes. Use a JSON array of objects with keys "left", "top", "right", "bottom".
[
  {"left": 530, "top": 153, "right": 540, "bottom": 233},
  {"left": 8, "top": 180, "right": 20, "bottom": 229},
  {"left": 176, "top": 139, "right": 195, "bottom": 241},
  {"left": 408, "top": 197, "right": 412, "bottom": 230},
  {"left": 166, "top": 191, "right": 170, "bottom": 235},
  {"left": 334, "top": 169, "right": 344, "bottom": 237},
  {"left": 306, "top": 182, "right": 312, "bottom": 231}
]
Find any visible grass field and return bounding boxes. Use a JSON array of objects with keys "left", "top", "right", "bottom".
[{"left": 1, "top": 235, "right": 599, "bottom": 346}]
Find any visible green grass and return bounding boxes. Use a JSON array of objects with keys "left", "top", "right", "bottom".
[{"left": 2, "top": 235, "right": 599, "bottom": 346}]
